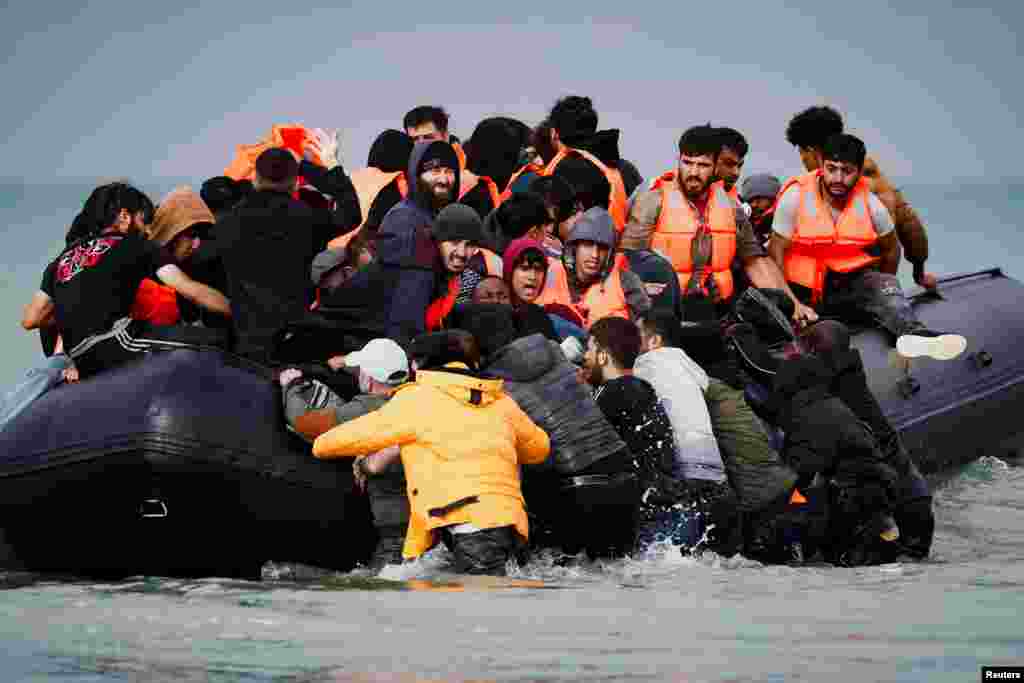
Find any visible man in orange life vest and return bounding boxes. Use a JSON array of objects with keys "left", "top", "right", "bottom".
[
  {"left": 769, "top": 134, "right": 967, "bottom": 361},
  {"left": 625, "top": 125, "right": 818, "bottom": 325},
  {"left": 785, "top": 105, "right": 937, "bottom": 292},
  {"left": 535, "top": 207, "right": 651, "bottom": 330},
  {"left": 504, "top": 97, "right": 643, "bottom": 229},
  {"left": 714, "top": 127, "right": 748, "bottom": 203}
]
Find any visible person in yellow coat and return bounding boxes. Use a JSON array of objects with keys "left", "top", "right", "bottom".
[{"left": 313, "top": 330, "right": 550, "bottom": 575}]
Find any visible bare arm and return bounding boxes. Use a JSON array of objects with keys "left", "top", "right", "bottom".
[
  {"left": 22, "top": 291, "right": 55, "bottom": 330},
  {"left": 877, "top": 231, "right": 900, "bottom": 275},
  {"left": 155, "top": 264, "right": 232, "bottom": 317},
  {"left": 745, "top": 248, "right": 818, "bottom": 326}
]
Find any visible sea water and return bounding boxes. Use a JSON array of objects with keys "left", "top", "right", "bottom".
[{"left": 0, "top": 181, "right": 1022, "bottom": 681}]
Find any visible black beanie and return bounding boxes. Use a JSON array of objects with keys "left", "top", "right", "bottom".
[
  {"left": 432, "top": 204, "right": 483, "bottom": 244},
  {"left": 416, "top": 140, "right": 459, "bottom": 176},
  {"left": 368, "top": 129, "right": 414, "bottom": 172}
]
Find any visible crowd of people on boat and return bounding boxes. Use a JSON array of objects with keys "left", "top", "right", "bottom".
[{"left": 10, "top": 98, "right": 962, "bottom": 575}]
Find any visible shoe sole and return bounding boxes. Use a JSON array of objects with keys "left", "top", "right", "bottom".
[
  {"left": 880, "top": 528, "right": 900, "bottom": 542},
  {"left": 897, "top": 333, "right": 968, "bottom": 361}
]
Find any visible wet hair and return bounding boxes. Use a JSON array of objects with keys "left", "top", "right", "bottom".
[
  {"left": 367, "top": 129, "right": 414, "bottom": 172},
  {"left": 553, "top": 156, "right": 610, "bottom": 211},
  {"left": 464, "top": 117, "right": 532, "bottom": 191},
  {"left": 822, "top": 133, "right": 867, "bottom": 169},
  {"left": 529, "top": 175, "right": 578, "bottom": 223},
  {"left": 639, "top": 308, "right": 684, "bottom": 350},
  {"left": 549, "top": 96, "right": 598, "bottom": 145},
  {"left": 785, "top": 105, "right": 844, "bottom": 149},
  {"left": 403, "top": 106, "right": 449, "bottom": 134},
  {"left": 678, "top": 124, "right": 721, "bottom": 160},
  {"left": 716, "top": 127, "right": 749, "bottom": 158},
  {"left": 493, "top": 191, "right": 550, "bottom": 241},
  {"left": 409, "top": 329, "right": 480, "bottom": 371},
  {"left": 65, "top": 182, "right": 154, "bottom": 245},
  {"left": 588, "top": 317, "right": 642, "bottom": 370}
]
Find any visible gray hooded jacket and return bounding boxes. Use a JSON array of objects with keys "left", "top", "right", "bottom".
[{"left": 484, "top": 333, "right": 627, "bottom": 474}]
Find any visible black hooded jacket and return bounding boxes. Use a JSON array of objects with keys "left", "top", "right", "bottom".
[
  {"left": 773, "top": 355, "right": 896, "bottom": 487},
  {"left": 317, "top": 141, "right": 460, "bottom": 347},
  {"left": 215, "top": 164, "right": 360, "bottom": 364}
]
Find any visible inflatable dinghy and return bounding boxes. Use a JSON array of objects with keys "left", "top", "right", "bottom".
[{"left": 0, "top": 268, "right": 1021, "bottom": 578}]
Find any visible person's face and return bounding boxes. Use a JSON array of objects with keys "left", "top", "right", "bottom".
[
  {"left": 715, "top": 147, "right": 745, "bottom": 191},
  {"left": 582, "top": 336, "right": 606, "bottom": 386},
  {"left": 438, "top": 239, "right": 472, "bottom": 274},
  {"left": 510, "top": 255, "right": 546, "bottom": 303},
  {"left": 678, "top": 153, "right": 717, "bottom": 199},
  {"left": 821, "top": 159, "right": 862, "bottom": 202},
  {"left": 799, "top": 146, "right": 822, "bottom": 171},
  {"left": 407, "top": 123, "right": 447, "bottom": 143},
  {"left": 573, "top": 240, "right": 609, "bottom": 284},
  {"left": 748, "top": 197, "right": 775, "bottom": 221},
  {"left": 637, "top": 320, "right": 661, "bottom": 354},
  {"left": 420, "top": 166, "right": 456, "bottom": 207},
  {"left": 473, "top": 278, "right": 511, "bottom": 305},
  {"left": 168, "top": 227, "right": 201, "bottom": 263}
]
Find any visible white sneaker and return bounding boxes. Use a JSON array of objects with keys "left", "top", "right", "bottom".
[{"left": 896, "top": 332, "right": 968, "bottom": 361}]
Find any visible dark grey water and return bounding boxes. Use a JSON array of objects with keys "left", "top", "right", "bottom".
[{"left": 0, "top": 182, "right": 1022, "bottom": 681}]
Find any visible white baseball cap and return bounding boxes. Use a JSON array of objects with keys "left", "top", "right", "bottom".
[{"left": 344, "top": 339, "right": 410, "bottom": 386}]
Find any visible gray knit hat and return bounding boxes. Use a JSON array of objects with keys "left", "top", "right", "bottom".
[
  {"left": 431, "top": 203, "right": 484, "bottom": 244},
  {"left": 565, "top": 207, "right": 616, "bottom": 248},
  {"left": 740, "top": 174, "right": 782, "bottom": 202}
]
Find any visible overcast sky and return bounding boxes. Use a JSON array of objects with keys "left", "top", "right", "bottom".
[{"left": 1, "top": 1, "right": 1020, "bottom": 184}]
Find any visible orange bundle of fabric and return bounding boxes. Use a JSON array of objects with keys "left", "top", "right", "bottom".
[{"left": 223, "top": 124, "right": 326, "bottom": 181}]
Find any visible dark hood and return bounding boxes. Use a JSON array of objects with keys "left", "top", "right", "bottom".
[
  {"left": 407, "top": 140, "right": 460, "bottom": 213},
  {"left": 485, "top": 332, "right": 559, "bottom": 383},
  {"left": 571, "top": 129, "right": 621, "bottom": 167}
]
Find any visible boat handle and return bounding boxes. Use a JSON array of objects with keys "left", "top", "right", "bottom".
[
  {"left": 970, "top": 350, "right": 993, "bottom": 369},
  {"left": 898, "top": 376, "right": 920, "bottom": 399},
  {"left": 139, "top": 498, "right": 168, "bottom": 519}
]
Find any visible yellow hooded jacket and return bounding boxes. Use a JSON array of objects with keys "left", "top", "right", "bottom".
[{"left": 313, "top": 364, "right": 550, "bottom": 558}]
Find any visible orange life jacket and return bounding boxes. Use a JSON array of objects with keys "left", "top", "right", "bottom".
[
  {"left": 453, "top": 142, "right": 467, "bottom": 173},
  {"left": 535, "top": 259, "right": 629, "bottom": 329},
  {"left": 498, "top": 163, "right": 545, "bottom": 204},
  {"left": 130, "top": 279, "right": 180, "bottom": 326},
  {"left": 223, "top": 124, "right": 325, "bottom": 183},
  {"left": 459, "top": 172, "right": 501, "bottom": 209},
  {"left": 477, "top": 248, "right": 503, "bottom": 277},
  {"left": 425, "top": 276, "right": 460, "bottom": 331},
  {"left": 650, "top": 172, "right": 738, "bottom": 302},
  {"left": 726, "top": 184, "right": 740, "bottom": 203},
  {"left": 542, "top": 148, "right": 628, "bottom": 232},
  {"left": 327, "top": 168, "right": 409, "bottom": 251},
  {"left": 777, "top": 170, "right": 880, "bottom": 304}
]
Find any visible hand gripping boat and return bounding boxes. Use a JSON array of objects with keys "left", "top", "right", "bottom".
[{"left": 0, "top": 269, "right": 1021, "bottom": 577}]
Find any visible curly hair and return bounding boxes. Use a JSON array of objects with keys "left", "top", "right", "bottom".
[
  {"left": 549, "top": 95, "right": 599, "bottom": 145},
  {"left": 785, "top": 106, "right": 844, "bottom": 149},
  {"left": 716, "top": 126, "right": 749, "bottom": 158}
]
